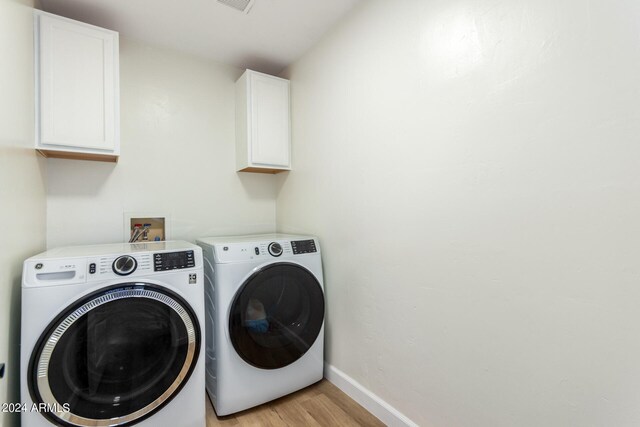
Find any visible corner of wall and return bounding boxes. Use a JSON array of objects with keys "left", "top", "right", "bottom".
[
  {"left": 324, "top": 363, "right": 418, "bottom": 427},
  {"left": 0, "top": 1, "right": 47, "bottom": 426}
]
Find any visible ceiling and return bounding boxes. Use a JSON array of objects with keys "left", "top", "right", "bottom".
[{"left": 40, "top": 0, "right": 362, "bottom": 75}]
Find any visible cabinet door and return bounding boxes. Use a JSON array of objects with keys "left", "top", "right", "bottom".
[
  {"left": 249, "top": 72, "right": 290, "bottom": 168},
  {"left": 38, "top": 14, "right": 118, "bottom": 152}
]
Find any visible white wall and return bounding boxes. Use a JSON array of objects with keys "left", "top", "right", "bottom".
[
  {"left": 277, "top": 0, "right": 640, "bottom": 426},
  {"left": 0, "top": 0, "right": 47, "bottom": 425},
  {"left": 46, "top": 38, "right": 277, "bottom": 248}
]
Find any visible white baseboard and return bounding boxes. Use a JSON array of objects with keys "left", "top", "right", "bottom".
[{"left": 324, "top": 363, "right": 419, "bottom": 427}]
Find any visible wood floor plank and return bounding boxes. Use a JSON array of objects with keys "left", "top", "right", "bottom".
[
  {"left": 269, "top": 400, "right": 322, "bottom": 427},
  {"left": 312, "top": 380, "right": 386, "bottom": 426},
  {"left": 300, "top": 393, "right": 361, "bottom": 426},
  {"left": 234, "top": 406, "right": 286, "bottom": 427},
  {"left": 205, "top": 380, "right": 384, "bottom": 427}
]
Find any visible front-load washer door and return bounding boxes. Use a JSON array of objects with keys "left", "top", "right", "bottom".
[
  {"left": 28, "top": 283, "right": 201, "bottom": 427},
  {"left": 229, "top": 262, "right": 324, "bottom": 369}
]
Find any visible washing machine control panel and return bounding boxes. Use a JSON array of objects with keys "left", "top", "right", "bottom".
[{"left": 154, "top": 250, "right": 195, "bottom": 271}]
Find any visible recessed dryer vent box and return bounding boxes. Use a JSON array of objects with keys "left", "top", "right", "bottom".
[{"left": 124, "top": 213, "right": 170, "bottom": 243}]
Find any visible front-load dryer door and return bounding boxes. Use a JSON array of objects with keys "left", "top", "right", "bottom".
[
  {"left": 28, "top": 283, "right": 201, "bottom": 427},
  {"left": 229, "top": 262, "right": 324, "bottom": 369}
]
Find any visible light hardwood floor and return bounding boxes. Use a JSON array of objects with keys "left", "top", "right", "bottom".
[{"left": 206, "top": 380, "right": 385, "bottom": 426}]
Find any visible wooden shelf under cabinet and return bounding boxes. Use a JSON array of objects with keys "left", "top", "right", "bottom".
[
  {"left": 37, "top": 149, "right": 119, "bottom": 163},
  {"left": 238, "top": 166, "right": 288, "bottom": 174}
]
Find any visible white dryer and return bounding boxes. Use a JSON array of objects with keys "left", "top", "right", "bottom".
[
  {"left": 196, "top": 234, "right": 324, "bottom": 416},
  {"left": 21, "top": 241, "right": 205, "bottom": 427}
]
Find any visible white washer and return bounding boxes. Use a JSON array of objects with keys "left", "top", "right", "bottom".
[
  {"left": 21, "top": 241, "right": 205, "bottom": 427},
  {"left": 196, "top": 234, "right": 324, "bottom": 416}
]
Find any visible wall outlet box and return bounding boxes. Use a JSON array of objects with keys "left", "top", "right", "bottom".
[{"left": 124, "top": 212, "right": 171, "bottom": 243}]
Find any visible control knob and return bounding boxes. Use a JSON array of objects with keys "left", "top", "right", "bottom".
[
  {"left": 268, "top": 242, "right": 283, "bottom": 257},
  {"left": 113, "top": 255, "right": 137, "bottom": 276}
]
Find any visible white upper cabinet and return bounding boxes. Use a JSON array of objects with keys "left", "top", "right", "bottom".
[
  {"left": 35, "top": 11, "right": 120, "bottom": 162},
  {"left": 236, "top": 70, "right": 291, "bottom": 173}
]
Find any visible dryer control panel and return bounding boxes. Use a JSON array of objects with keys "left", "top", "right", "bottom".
[{"left": 205, "top": 237, "right": 320, "bottom": 264}]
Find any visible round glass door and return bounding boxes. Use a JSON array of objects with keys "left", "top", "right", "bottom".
[
  {"left": 229, "top": 262, "right": 324, "bottom": 369},
  {"left": 28, "top": 284, "right": 200, "bottom": 427}
]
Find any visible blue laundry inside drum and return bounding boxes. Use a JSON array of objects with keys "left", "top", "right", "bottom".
[{"left": 245, "top": 318, "right": 269, "bottom": 333}]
